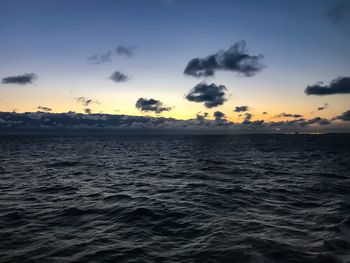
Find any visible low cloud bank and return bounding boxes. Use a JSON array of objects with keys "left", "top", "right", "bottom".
[{"left": 0, "top": 111, "right": 343, "bottom": 133}]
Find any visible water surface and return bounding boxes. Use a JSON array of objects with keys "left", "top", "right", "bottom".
[{"left": 0, "top": 134, "right": 349, "bottom": 262}]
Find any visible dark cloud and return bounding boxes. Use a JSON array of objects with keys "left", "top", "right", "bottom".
[
  {"left": 135, "top": 98, "right": 172, "bottom": 113},
  {"left": 234, "top": 106, "right": 249, "bottom": 112},
  {"left": 76, "top": 97, "right": 100, "bottom": 107},
  {"left": 0, "top": 112, "right": 342, "bottom": 133},
  {"left": 305, "top": 76, "right": 350, "bottom": 95},
  {"left": 213, "top": 111, "right": 225, "bottom": 120},
  {"left": 333, "top": 110, "right": 350, "bottom": 121},
  {"left": 241, "top": 112, "right": 263, "bottom": 125},
  {"left": 318, "top": 103, "right": 329, "bottom": 111},
  {"left": 275, "top": 112, "right": 303, "bottom": 118},
  {"left": 84, "top": 108, "right": 92, "bottom": 114},
  {"left": 37, "top": 106, "right": 52, "bottom": 112},
  {"left": 242, "top": 119, "right": 264, "bottom": 125},
  {"left": 116, "top": 46, "right": 133, "bottom": 57},
  {"left": 87, "top": 51, "right": 112, "bottom": 65},
  {"left": 110, "top": 71, "right": 129, "bottom": 83},
  {"left": 326, "top": 1, "right": 350, "bottom": 24},
  {"left": 2, "top": 73, "right": 37, "bottom": 85},
  {"left": 184, "top": 40, "right": 264, "bottom": 77},
  {"left": 304, "top": 117, "right": 331, "bottom": 126},
  {"left": 244, "top": 113, "right": 253, "bottom": 120},
  {"left": 186, "top": 82, "right": 227, "bottom": 108},
  {"left": 269, "top": 117, "right": 331, "bottom": 127},
  {"left": 196, "top": 112, "right": 208, "bottom": 121}
]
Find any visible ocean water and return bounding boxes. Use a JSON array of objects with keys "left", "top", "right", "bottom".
[{"left": 0, "top": 134, "right": 349, "bottom": 263}]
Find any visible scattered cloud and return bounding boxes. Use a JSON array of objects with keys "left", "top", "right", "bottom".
[
  {"left": 326, "top": 1, "right": 350, "bottom": 24},
  {"left": 37, "top": 106, "right": 52, "bottom": 112},
  {"left": 213, "top": 111, "right": 225, "bottom": 120},
  {"left": 318, "top": 103, "right": 329, "bottom": 111},
  {"left": 196, "top": 112, "right": 209, "bottom": 121},
  {"left": 116, "top": 46, "right": 133, "bottom": 57},
  {"left": 186, "top": 82, "right": 227, "bottom": 108},
  {"left": 275, "top": 112, "right": 303, "bottom": 118},
  {"left": 87, "top": 51, "right": 112, "bottom": 65},
  {"left": 2, "top": 73, "right": 37, "bottom": 85},
  {"left": 333, "top": 110, "right": 350, "bottom": 121},
  {"left": 305, "top": 76, "right": 350, "bottom": 95},
  {"left": 241, "top": 113, "right": 254, "bottom": 124},
  {"left": 234, "top": 106, "right": 249, "bottom": 112},
  {"left": 84, "top": 108, "right": 92, "bottom": 114},
  {"left": 135, "top": 98, "right": 172, "bottom": 113},
  {"left": 304, "top": 117, "right": 331, "bottom": 125},
  {"left": 76, "top": 97, "right": 100, "bottom": 106},
  {"left": 184, "top": 40, "right": 264, "bottom": 77},
  {"left": 110, "top": 71, "right": 130, "bottom": 83},
  {"left": 243, "top": 113, "right": 253, "bottom": 121}
]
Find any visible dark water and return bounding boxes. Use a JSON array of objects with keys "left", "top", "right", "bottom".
[{"left": 0, "top": 134, "right": 350, "bottom": 263}]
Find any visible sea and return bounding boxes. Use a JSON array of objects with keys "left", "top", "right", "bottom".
[{"left": 0, "top": 134, "right": 349, "bottom": 263}]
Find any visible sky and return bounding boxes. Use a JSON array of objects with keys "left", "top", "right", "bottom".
[{"left": 0, "top": 0, "right": 349, "bottom": 132}]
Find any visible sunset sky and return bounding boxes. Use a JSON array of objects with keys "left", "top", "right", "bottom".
[{"left": 0, "top": 0, "right": 349, "bottom": 130}]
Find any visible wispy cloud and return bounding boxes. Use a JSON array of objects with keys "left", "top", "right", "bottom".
[
  {"left": 275, "top": 112, "right": 303, "bottom": 118},
  {"left": 110, "top": 71, "right": 130, "bottom": 83},
  {"left": 318, "top": 103, "right": 329, "bottom": 111},
  {"left": 87, "top": 51, "right": 112, "bottom": 64},
  {"left": 75, "top": 97, "right": 100, "bottom": 107},
  {"left": 326, "top": 1, "right": 350, "bottom": 24},
  {"left": 116, "top": 46, "right": 134, "bottom": 57},
  {"left": 37, "top": 106, "right": 52, "bottom": 112}
]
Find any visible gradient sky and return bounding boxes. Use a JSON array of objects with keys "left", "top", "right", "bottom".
[{"left": 0, "top": 0, "right": 349, "bottom": 125}]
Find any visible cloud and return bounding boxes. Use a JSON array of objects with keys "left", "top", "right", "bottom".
[
  {"left": 110, "top": 71, "right": 129, "bottom": 83},
  {"left": 87, "top": 51, "right": 112, "bottom": 65},
  {"left": 304, "top": 117, "right": 331, "bottom": 126},
  {"left": 196, "top": 112, "right": 208, "bottom": 121},
  {"left": 242, "top": 119, "right": 264, "bottom": 125},
  {"left": 240, "top": 113, "right": 265, "bottom": 125},
  {"left": 333, "top": 110, "right": 350, "bottom": 121},
  {"left": 244, "top": 113, "right": 253, "bottom": 120},
  {"left": 76, "top": 97, "right": 100, "bottom": 106},
  {"left": 37, "top": 106, "right": 52, "bottom": 112},
  {"left": 135, "top": 98, "right": 172, "bottom": 113},
  {"left": 184, "top": 40, "right": 264, "bottom": 77},
  {"left": 234, "top": 106, "right": 249, "bottom": 112},
  {"left": 213, "top": 111, "right": 225, "bottom": 120},
  {"left": 305, "top": 76, "right": 350, "bottom": 95},
  {"left": 84, "top": 108, "right": 92, "bottom": 114},
  {"left": 0, "top": 111, "right": 342, "bottom": 133},
  {"left": 326, "top": 1, "right": 350, "bottom": 24},
  {"left": 2, "top": 73, "right": 37, "bottom": 85},
  {"left": 186, "top": 82, "right": 227, "bottom": 108},
  {"left": 275, "top": 112, "right": 303, "bottom": 118},
  {"left": 318, "top": 103, "right": 329, "bottom": 111},
  {"left": 116, "top": 46, "right": 133, "bottom": 57}
]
